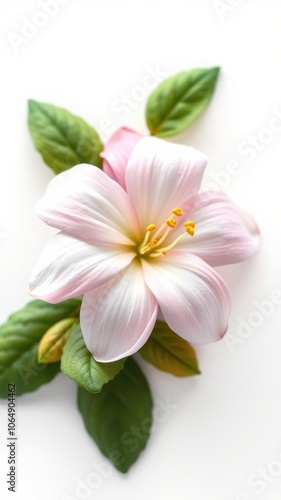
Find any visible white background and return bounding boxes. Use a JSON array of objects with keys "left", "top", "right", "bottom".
[{"left": 1, "top": 1, "right": 281, "bottom": 499}]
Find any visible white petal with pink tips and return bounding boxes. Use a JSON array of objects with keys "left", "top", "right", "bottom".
[
  {"left": 142, "top": 250, "right": 231, "bottom": 344},
  {"left": 177, "top": 191, "right": 260, "bottom": 266},
  {"left": 126, "top": 137, "right": 207, "bottom": 231},
  {"left": 81, "top": 260, "right": 158, "bottom": 362},
  {"left": 35, "top": 163, "right": 140, "bottom": 245},
  {"left": 29, "top": 232, "right": 135, "bottom": 303}
]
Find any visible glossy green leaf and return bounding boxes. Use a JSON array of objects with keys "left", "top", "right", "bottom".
[
  {"left": 78, "top": 358, "right": 153, "bottom": 473},
  {"left": 140, "top": 321, "right": 200, "bottom": 377},
  {"left": 146, "top": 67, "right": 220, "bottom": 137},
  {"left": 61, "top": 324, "right": 125, "bottom": 394},
  {"left": 28, "top": 100, "right": 103, "bottom": 174},
  {"left": 0, "top": 299, "right": 81, "bottom": 397}
]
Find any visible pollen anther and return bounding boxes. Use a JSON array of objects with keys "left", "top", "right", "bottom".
[
  {"left": 166, "top": 218, "right": 177, "bottom": 228},
  {"left": 184, "top": 221, "right": 195, "bottom": 228},
  {"left": 184, "top": 220, "right": 196, "bottom": 237},
  {"left": 146, "top": 224, "right": 156, "bottom": 232},
  {"left": 138, "top": 212, "right": 196, "bottom": 257},
  {"left": 172, "top": 207, "right": 183, "bottom": 216},
  {"left": 186, "top": 227, "right": 195, "bottom": 236}
]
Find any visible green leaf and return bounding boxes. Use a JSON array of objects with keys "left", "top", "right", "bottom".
[
  {"left": 0, "top": 299, "right": 81, "bottom": 397},
  {"left": 140, "top": 321, "right": 200, "bottom": 377},
  {"left": 146, "top": 67, "right": 220, "bottom": 137},
  {"left": 38, "top": 317, "right": 78, "bottom": 364},
  {"left": 78, "top": 358, "right": 153, "bottom": 473},
  {"left": 28, "top": 100, "right": 103, "bottom": 174},
  {"left": 61, "top": 324, "right": 125, "bottom": 394}
]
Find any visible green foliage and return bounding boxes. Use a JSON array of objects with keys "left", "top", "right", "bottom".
[
  {"left": 61, "top": 324, "right": 125, "bottom": 393},
  {"left": 146, "top": 67, "right": 220, "bottom": 137},
  {"left": 140, "top": 321, "right": 200, "bottom": 377},
  {"left": 0, "top": 299, "right": 81, "bottom": 397},
  {"left": 28, "top": 100, "right": 103, "bottom": 173},
  {"left": 78, "top": 358, "right": 153, "bottom": 472}
]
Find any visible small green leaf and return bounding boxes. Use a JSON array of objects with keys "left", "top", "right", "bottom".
[
  {"left": 28, "top": 100, "right": 103, "bottom": 174},
  {"left": 0, "top": 299, "right": 81, "bottom": 397},
  {"left": 38, "top": 317, "right": 78, "bottom": 364},
  {"left": 140, "top": 321, "right": 200, "bottom": 377},
  {"left": 78, "top": 358, "right": 153, "bottom": 473},
  {"left": 146, "top": 67, "right": 220, "bottom": 137},
  {"left": 61, "top": 324, "right": 125, "bottom": 394}
]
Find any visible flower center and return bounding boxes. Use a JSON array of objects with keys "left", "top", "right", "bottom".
[{"left": 138, "top": 207, "right": 195, "bottom": 258}]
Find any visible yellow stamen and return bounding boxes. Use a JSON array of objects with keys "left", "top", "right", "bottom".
[
  {"left": 184, "top": 221, "right": 195, "bottom": 228},
  {"left": 149, "top": 234, "right": 187, "bottom": 256},
  {"left": 138, "top": 208, "right": 195, "bottom": 258},
  {"left": 139, "top": 243, "right": 152, "bottom": 255},
  {"left": 149, "top": 252, "right": 164, "bottom": 258},
  {"left": 149, "top": 220, "right": 196, "bottom": 257},
  {"left": 184, "top": 220, "right": 196, "bottom": 237},
  {"left": 166, "top": 218, "right": 177, "bottom": 228},
  {"left": 186, "top": 227, "right": 195, "bottom": 237},
  {"left": 172, "top": 207, "right": 183, "bottom": 216},
  {"left": 140, "top": 224, "right": 157, "bottom": 249},
  {"left": 152, "top": 208, "right": 182, "bottom": 240},
  {"left": 153, "top": 227, "right": 171, "bottom": 248},
  {"left": 146, "top": 224, "right": 156, "bottom": 232},
  {"left": 153, "top": 221, "right": 168, "bottom": 240}
]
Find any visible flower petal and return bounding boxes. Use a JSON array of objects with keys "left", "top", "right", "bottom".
[
  {"left": 100, "top": 126, "right": 142, "bottom": 190},
  {"left": 125, "top": 137, "right": 207, "bottom": 231},
  {"left": 177, "top": 191, "right": 260, "bottom": 266},
  {"left": 80, "top": 260, "right": 158, "bottom": 362},
  {"left": 35, "top": 164, "right": 140, "bottom": 245},
  {"left": 29, "top": 232, "right": 135, "bottom": 303},
  {"left": 142, "top": 250, "right": 231, "bottom": 344}
]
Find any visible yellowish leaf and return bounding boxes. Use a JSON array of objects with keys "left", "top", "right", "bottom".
[
  {"left": 38, "top": 318, "right": 77, "bottom": 364},
  {"left": 140, "top": 321, "right": 200, "bottom": 377}
]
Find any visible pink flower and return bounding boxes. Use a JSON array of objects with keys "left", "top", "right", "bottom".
[
  {"left": 29, "top": 133, "right": 259, "bottom": 362},
  {"left": 100, "top": 126, "right": 143, "bottom": 190}
]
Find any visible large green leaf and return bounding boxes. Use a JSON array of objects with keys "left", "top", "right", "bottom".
[
  {"left": 140, "top": 321, "right": 200, "bottom": 377},
  {"left": 0, "top": 299, "right": 81, "bottom": 397},
  {"left": 146, "top": 67, "right": 220, "bottom": 137},
  {"left": 61, "top": 324, "right": 125, "bottom": 394},
  {"left": 28, "top": 100, "right": 103, "bottom": 174},
  {"left": 78, "top": 358, "right": 153, "bottom": 473}
]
